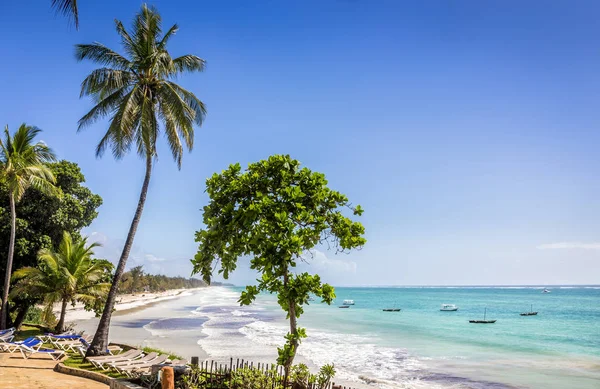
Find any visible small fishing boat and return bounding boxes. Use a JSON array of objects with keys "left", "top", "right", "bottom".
[
  {"left": 382, "top": 308, "right": 401, "bottom": 312},
  {"left": 542, "top": 288, "right": 551, "bottom": 293},
  {"left": 343, "top": 299, "right": 355, "bottom": 305},
  {"left": 339, "top": 305, "right": 350, "bottom": 309},
  {"left": 440, "top": 304, "right": 458, "bottom": 311},
  {"left": 469, "top": 308, "right": 496, "bottom": 324},
  {"left": 520, "top": 304, "right": 538, "bottom": 316}
]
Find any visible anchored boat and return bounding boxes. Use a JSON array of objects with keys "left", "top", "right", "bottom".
[
  {"left": 440, "top": 304, "right": 458, "bottom": 311},
  {"left": 343, "top": 299, "right": 355, "bottom": 305},
  {"left": 469, "top": 308, "right": 496, "bottom": 324},
  {"left": 520, "top": 304, "right": 538, "bottom": 316}
]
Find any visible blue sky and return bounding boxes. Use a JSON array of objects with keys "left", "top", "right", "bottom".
[{"left": 1, "top": 1, "right": 599, "bottom": 285}]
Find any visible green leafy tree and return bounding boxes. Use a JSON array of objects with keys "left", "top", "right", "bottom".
[
  {"left": 192, "top": 155, "right": 366, "bottom": 377},
  {"left": 76, "top": 4, "right": 206, "bottom": 356},
  {"left": 0, "top": 160, "right": 103, "bottom": 328},
  {"left": 11, "top": 231, "right": 112, "bottom": 332},
  {"left": 0, "top": 124, "right": 58, "bottom": 330}
]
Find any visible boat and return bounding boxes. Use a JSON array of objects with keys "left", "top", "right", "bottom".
[
  {"left": 542, "top": 288, "right": 551, "bottom": 293},
  {"left": 469, "top": 308, "right": 496, "bottom": 324},
  {"left": 339, "top": 305, "right": 350, "bottom": 309},
  {"left": 343, "top": 299, "right": 355, "bottom": 305},
  {"left": 382, "top": 308, "right": 401, "bottom": 312},
  {"left": 440, "top": 304, "right": 458, "bottom": 311},
  {"left": 520, "top": 304, "right": 538, "bottom": 316}
]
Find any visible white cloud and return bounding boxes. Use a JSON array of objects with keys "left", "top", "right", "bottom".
[
  {"left": 85, "top": 231, "right": 194, "bottom": 277},
  {"left": 537, "top": 242, "right": 600, "bottom": 250},
  {"left": 303, "top": 249, "right": 357, "bottom": 273}
]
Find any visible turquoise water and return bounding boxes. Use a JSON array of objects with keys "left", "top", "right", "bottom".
[
  {"left": 227, "top": 286, "right": 600, "bottom": 388},
  {"left": 78, "top": 286, "right": 600, "bottom": 389}
]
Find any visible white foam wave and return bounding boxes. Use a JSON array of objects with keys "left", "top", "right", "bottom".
[{"left": 240, "top": 321, "right": 442, "bottom": 389}]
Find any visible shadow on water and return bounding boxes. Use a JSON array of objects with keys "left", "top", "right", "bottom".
[{"left": 116, "top": 318, "right": 156, "bottom": 328}]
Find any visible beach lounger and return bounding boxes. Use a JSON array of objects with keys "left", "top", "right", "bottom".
[
  {"left": 76, "top": 338, "right": 122, "bottom": 356},
  {"left": 50, "top": 335, "right": 92, "bottom": 351},
  {"left": 107, "top": 352, "right": 158, "bottom": 370},
  {"left": 0, "top": 332, "right": 14, "bottom": 344},
  {"left": 0, "top": 327, "right": 15, "bottom": 336},
  {"left": 1, "top": 337, "right": 43, "bottom": 353},
  {"left": 86, "top": 349, "right": 144, "bottom": 369},
  {"left": 115, "top": 354, "right": 170, "bottom": 377},
  {"left": 38, "top": 332, "right": 80, "bottom": 342},
  {"left": 18, "top": 343, "right": 65, "bottom": 360}
]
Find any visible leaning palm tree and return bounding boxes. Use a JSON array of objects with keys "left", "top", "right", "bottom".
[
  {"left": 0, "top": 124, "right": 58, "bottom": 330},
  {"left": 11, "top": 232, "right": 111, "bottom": 332},
  {"left": 51, "top": 0, "right": 79, "bottom": 29},
  {"left": 76, "top": 4, "right": 206, "bottom": 355}
]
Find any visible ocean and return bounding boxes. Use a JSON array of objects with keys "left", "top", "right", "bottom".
[{"left": 75, "top": 286, "right": 600, "bottom": 389}]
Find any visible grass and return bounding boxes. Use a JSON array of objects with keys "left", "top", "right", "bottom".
[
  {"left": 142, "top": 346, "right": 184, "bottom": 360},
  {"left": 12, "top": 324, "right": 44, "bottom": 341},
  {"left": 62, "top": 353, "right": 128, "bottom": 379}
]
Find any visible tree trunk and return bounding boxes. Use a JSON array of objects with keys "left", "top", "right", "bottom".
[
  {"left": 55, "top": 298, "right": 68, "bottom": 333},
  {"left": 12, "top": 304, "right": 30, "bottom": 330},
  {"left": 283, "top": 269, "right": 299, "bottom": 381},
  {"left": 0, "top": 192, "right": 17, "bottom": 330},
  {"left": 86, "top": 155, "right": 153, "bottom": 356}
]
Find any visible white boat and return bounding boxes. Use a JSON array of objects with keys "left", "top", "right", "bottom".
[
  {"left": 542, "top": 288, "right": 551, "bottom": 293},
  {"left": 343, "top": 299, "right": 355, "bottom": 305},
  {"left": 440, "top": 304, "right": 458, "bottom": 311}
]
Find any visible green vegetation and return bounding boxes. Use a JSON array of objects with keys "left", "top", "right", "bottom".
[
  {"left": 119, "top": 266, "right": 206, "bottom": 294},
  {"left": 62, "top": 353, "right": 128, "bottom": 379},
  {"left": 193, "top": 155, "right": 366, "bottom": 376},
  {"left": 0, "top": 160, "right": 102, "bottom": 330},
  {"left": 141, "top": 346, "right": 183, "bottom": 361},
  {"left": 0, "top": 124, "right": 59, "bottom": 329},
  {"left": 182, "top": 363, "right": 336, "bottom": 389},
  {"left": 11, "top": 231, "right": 113, "bottom": 332},
  {"left": 12, "top": 324, "right": 45, "bottom": 341},
  {"left": 75, "top": 4, "right": 206, "bottom": 356}
]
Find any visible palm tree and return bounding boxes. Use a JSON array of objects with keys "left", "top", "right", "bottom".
[
  {"left": 51, "top": 0, "right": 79, "bottom": 29},
  {"left": 76, "top": 4, "right": 206, "bottom": 355},
  {"left": 0, "top": 124, "right": 58, "bottom": 330},
  {"left": 11, "top": 232, "right": 111, "bottom": 332}
]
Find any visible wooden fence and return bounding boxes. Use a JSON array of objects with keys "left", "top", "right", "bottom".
[{"left": 180, "top": 357, "right": 353, "bottom": 389}]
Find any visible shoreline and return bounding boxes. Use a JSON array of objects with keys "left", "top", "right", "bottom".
[{"left": 63, "top": 287, "right": 205, "bottom": 323}]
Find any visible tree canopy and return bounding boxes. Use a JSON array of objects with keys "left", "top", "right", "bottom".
[
  {"left": 0, "top": 160, "right": 102, "bottom": 327},
  {"left": 192, "top": 154, "right": 366, "bottom": 375}
]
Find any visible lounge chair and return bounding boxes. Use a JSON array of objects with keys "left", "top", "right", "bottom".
[
  {"left": 38, "top": 332, "right": 80, "bottom": 343},
  {"left": 0, "top": 332, "right": 14, "bottom": 344},
  {"left": 86, "top": 349, "right": 144, "bottom": 369},
  {"left": 107, "top": 352, "right": 158, "bottom": 370},
  {"left": 76, "top": 338, "right": 122, "bottom": 356},
  {"left": 50, "top": 335, "right": 92, "bottom": 351},
  {"left": 18, "top": 343, "right": 65, "bottom": 360},
  {"left": 0, "top": 327, "right": 15, "bottom": 336},
  {"left": 1, "top": 337, "right": 43, "bottom": 353},
  {"left": 115, "top": 354, "right": 170, "bottom": 377}
]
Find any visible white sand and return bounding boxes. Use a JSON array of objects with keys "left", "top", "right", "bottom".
[{"left": 62, "top": 288, "right": 203, "bottom": 322}]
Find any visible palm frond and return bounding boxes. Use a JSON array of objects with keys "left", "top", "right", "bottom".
[
  {"left": 75, "top": 43, "right": 132, "bottom": 70},
  {"left": 51, "top": 0, "right": 79, "bottom": 29}
]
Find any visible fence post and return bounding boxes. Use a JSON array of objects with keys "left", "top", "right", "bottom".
[
  {"left": 191, "top": 356, "right": 199, "bottom": 367},
  {"left": 161, "top": 366, "right": 175, "bottom": 389}
]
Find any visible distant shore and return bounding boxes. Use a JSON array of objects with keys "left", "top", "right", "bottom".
[{"left": 63, "top": 287, "right": 205, "bottom": 322}]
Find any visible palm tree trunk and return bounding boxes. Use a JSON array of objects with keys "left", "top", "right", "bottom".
[
  {"left": 86, "top": 155, "right": 153, "bottom": 356},
  {"left": 0, "top": 193, "right": 17, "bottom": 330},
  {"left": 56, "top": 298, "right": 69, "bottom": 333},
  {"left": 12, "top": 304, "right": 30, "bottom": 330}
]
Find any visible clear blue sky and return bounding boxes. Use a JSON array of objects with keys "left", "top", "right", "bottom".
[{"left": 1, "top": 1, "right": 599, "bottom": 285}]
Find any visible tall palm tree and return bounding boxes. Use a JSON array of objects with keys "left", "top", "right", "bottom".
[
  {"left": 11, "top": 232, "right": 111, "bottom": 332},
  {"left": 0, "top": 124, "right": 58, "bottom": 330},
  {"left": 51, "top": 0, "right": 79, "bottom": 29},
  {"left": 76, "top": 4, "right": 206, "bottom": 355}
]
